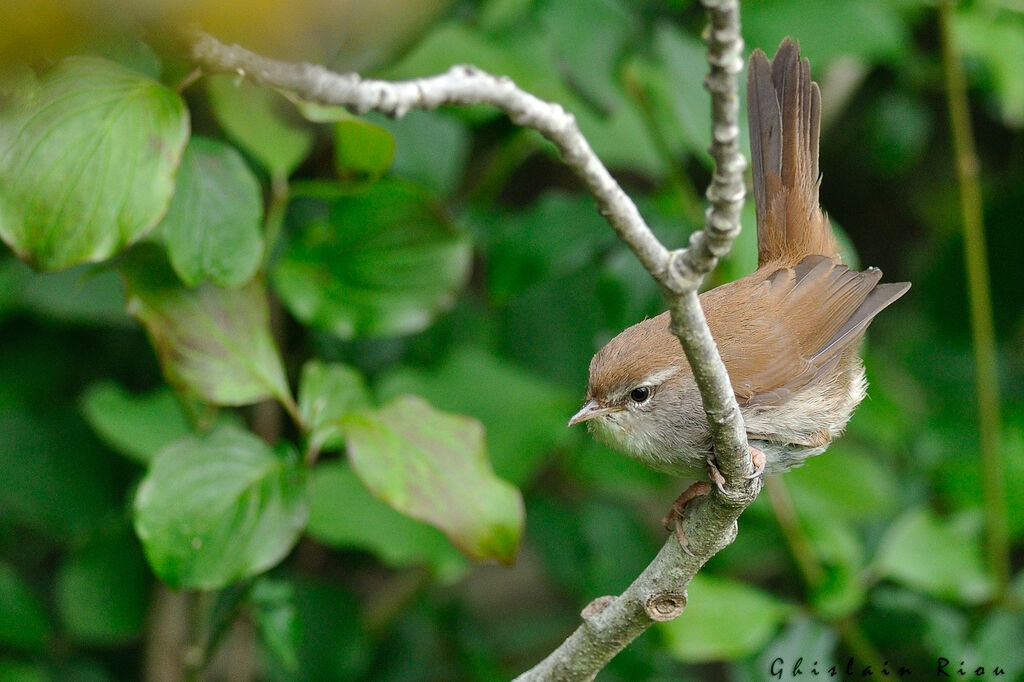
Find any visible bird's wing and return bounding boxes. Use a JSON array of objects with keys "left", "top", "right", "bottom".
[{"left": 702, "top": 256, "right": 908, "bottom": 405}]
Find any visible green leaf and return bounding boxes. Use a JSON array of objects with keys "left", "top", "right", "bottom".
[
  {"left": 956, "top": 8, "right": 1024, "bottom": 127},
  {"left": 749, "top": 616, "right": 838, "bottom": 681},
  {"left": 800, "top": 509, "right": 867, "bottom": 620},
  {"left": 0, "top": 562, "right": 51, "bottom": 652},
  {"left": 0, "top": 411, "right": 120, "bottom": 542},
  {"left": 297, "top": 361, "right": 372, "bottom": 453},
  {"left": 2, "top": 260, "right": 129, "bottom": 326},
  {"left": 157, "top": 137, "right": 263, "bottom": 287},
  {"left": 306, "top": 463, "right": 466, "bottom": 580},
  {"left": 376, "top": 346, "right": 574, "bottom": 485},
  {"left": 55, "top": 526, "right": 149, "bottom": 644},
  {"left": 539, "top": 0, "right": 636, "bottom": 112},
  {"left": 133, "top": 426, "right": 309, "bottom": 589},
  {"left": 385, "top": 22, "right": 569, "bottom": 106},
  {"left": 744, "top": 0, "right": 907, "bottom": 65},
  {"left": 121, "top": 246, "right": 291, "bottom": 407},
  {"left": 249, "top": 578, "right": 300, "bottom": 673},
  {"left": 786, "top": 442, "right": 899, "bottom": 523},
  {"left": 80, "top": 381, "right": 192, "bottom": 464},
  {"left": 342, "top": 395, "right": 523, "bottom": 563},
  {"left": 478, "top": 192, "right": 617, "bottom": 302},
  {"left": 0, "top": 661, "right": 46, "bottom": 682},
  {"left": 872, "top": 507, "right": 995, "bottom": 605},
  {"left": 0, "top": 57, "right": 188, "bottom": 270},
  {"left": 970, "top": 609, "right": 1024, "bottom": 679},
  {"left": 367, "top": 110, "right": 470, "bottom": 196},
  {"left": 273, "top": 179, "right": 471, "bottom": 339},
  {"left": 286, "top": 580, "right": 371, "bottom": 680},
  {"left": 334, "top": 119, "right": 395, "bottom": 178},
  {"left": 658, "top": 574, "right": 793, "bottom": 662},
  {"left": 207, "top": 75, "right": 313, "bottom": 178},
  {"left": 648, "top": 25, "right": 713, "bottom": 161}
]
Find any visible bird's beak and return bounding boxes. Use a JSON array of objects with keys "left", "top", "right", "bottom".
[{"left": 568, "top": 400, "right": 621, "bottom": 427}]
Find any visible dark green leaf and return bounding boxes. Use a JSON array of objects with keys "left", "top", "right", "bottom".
[
  {"left": 273, "top": 179, "right": 471, "bottom": 339},
  {"left": 0, "top": 661, "right": 46, "bottom": 682},
  {"left": 478, "top": 192, "right": 616, "bottom": 302},
  {"left": 368, "top": 110, "right": 470, "bottom": 196},
  {"left": 957, "top": 8, "right": 1024, "bottom": 127},
  {"left": 658, "top": 574, "right": 793, "bottom": 661},
  {"left": 250, "top": 578, "right": 300, "bottom": 673},
  {"left": 648, "top": 25, "right": 714, "bottom": 161},
  {"left": 133, "top": 426, "right": 309, "bottom": 589},
  {"left": 342, "top": 395, "right": 523, "bottom": 563},
  {"left": 121, "top": 246, "right": 291, "bottom": 407},
  {"left": 207, "top": 75, "right": 313, "bottom": 178},
  {"left": 306, "top": 463, "right": 466, "bottom": 579},
  {"left": 385, "top": 22, "right": 569, "bottom": 106},
  {"left": 786, "top": 442, "right": 899, "bottom": 523},
  {"left": 297, "top": 361, "right": 372, "bottom": 453},
  {"left": 872, "top": 508, "right": 995, "bottom": 605},
  {"left": 499, "top": 267, "right": 607, "bottom": 386},
  {"left": 157, "top": 136, "right": 263, "bottom": 287},
  {"left": 376, "top": 346, "right": 573, "bottom": 485},
  {"left": 744, "top": 0, "right": 907, "bottom": 65},
  {"left": 55, "top": 526, "right": 149, "bottom": 644},
  {"left": 80, "top": 381, "right": 191, "bottom": 463},
  {"left": 0, "top": 562, "right": 50, "bottom": 652},
  {"left": 748, "top": 616, "right": 838, "bottom": 681},
  {"left": 799, "top": 508, "right": 867, "bottom": 620},
  {"left": 0, "top": 57, "right": 188, "bottom": 270},
  {"left": 539, "top": 0, "right": 635, "bottom": 109},
  {"left": 287, "top": 580, "right": 371, "bottom": 681},
  {"left": 0, "top": 411, "right": 120, "bottom": 542},
  {"left": 970, "top": 609, "right": 1024, "bottom": 679},
  {"left": 3, "top": 260, "right": 128, "bottom": 326},
  {"left": 334, "top": 119, "right": 395, "bottom": 178}
]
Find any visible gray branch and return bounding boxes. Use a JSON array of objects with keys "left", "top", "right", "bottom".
[{"left": 189, "top": 3, "right": 756, "bottom": 677}]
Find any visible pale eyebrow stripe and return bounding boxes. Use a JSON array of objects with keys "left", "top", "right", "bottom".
[{"left": 641, "top": 367, "right": 680, "bottom": 386}]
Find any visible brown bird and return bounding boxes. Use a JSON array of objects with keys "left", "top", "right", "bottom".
[{"left": 569, "top": 39, "right": 909, "bottom": 492}]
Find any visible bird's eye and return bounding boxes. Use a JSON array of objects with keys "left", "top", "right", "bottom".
[{"left": 629, "top": 386, "right": 651, "bottom": 403}]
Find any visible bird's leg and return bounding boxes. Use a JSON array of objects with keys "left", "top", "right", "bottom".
[
  {"left": 662, "top": 481, "right": 712, "bottom": 556},
  {"left": 747, "top": 445, "right": 767, "bottom": 480}
]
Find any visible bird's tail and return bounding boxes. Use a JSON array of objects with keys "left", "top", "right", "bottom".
[{"left": 747, "top": 39, "right": 838, "bottom": 266}]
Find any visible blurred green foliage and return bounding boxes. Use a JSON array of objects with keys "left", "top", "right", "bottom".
[{"left": 1, "top": 0, "right": 1023, "bottom": 680}]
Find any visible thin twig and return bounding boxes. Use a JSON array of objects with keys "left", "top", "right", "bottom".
[{"left": 937, "top": 0, "right": 1008, "bottom": 599}]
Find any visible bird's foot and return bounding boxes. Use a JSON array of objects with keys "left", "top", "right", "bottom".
[
  {"left": 746, "top": 445, "right": 767, "bottom": 480},
  {"left": 705, "top": 455, "right": 727, "bottom": 494},
  {"left": 662, "top": 481, "right": 712, "bottom": 556}
]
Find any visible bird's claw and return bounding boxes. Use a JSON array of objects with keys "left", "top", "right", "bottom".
[
  {"left": 745, "top": 445, "right": 767, "bottom": 480},
  {"left": 706, "top": 455, "right": 727, "bottom": 494}
]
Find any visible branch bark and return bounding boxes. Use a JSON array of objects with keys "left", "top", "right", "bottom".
[{"left": 189, "top": 1, "right": 755, "bottom": 676}]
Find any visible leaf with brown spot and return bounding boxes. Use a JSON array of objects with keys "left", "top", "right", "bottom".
[
  {"left": 342, "top": 395, "right": 523, "bottom": 564},
  {"left": 120, "top": 246, "right": 291, "bottom": 408}
]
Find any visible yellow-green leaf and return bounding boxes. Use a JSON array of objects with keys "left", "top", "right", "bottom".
[
  {"left": 0, "top": 57, "right": 188, "bottom": 270},
  {"left": 343, "top": 395, "right": 523, "bottom": 564}
]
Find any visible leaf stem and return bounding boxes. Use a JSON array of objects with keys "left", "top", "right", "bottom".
[
  {"left": 264, "top": 172, "right": 290, "bottom": 267},
  {"left": 764, "top": 478, "right": 824, "bottom": 587},
  {"left": 175, "top": 67, "right": 203, "bottom": 94},
  {"left": 937, "top": 0, "right": 1008, "bottom": 599}
]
